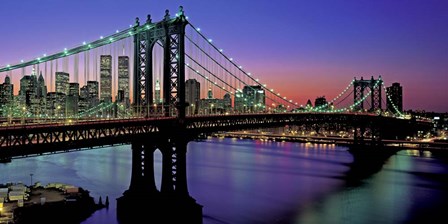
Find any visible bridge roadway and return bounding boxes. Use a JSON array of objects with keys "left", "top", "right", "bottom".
[{"left": 0, "top": 113, "right": 431, "bottom": 161}]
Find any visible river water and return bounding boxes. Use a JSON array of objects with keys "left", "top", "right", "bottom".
[{"left": 1, "top": 137, "right": 448, "bottom": 224}]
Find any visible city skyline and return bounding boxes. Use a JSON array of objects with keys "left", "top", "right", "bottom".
[{"left": 0, "top": 1, "right": 447, "bottom": 112}]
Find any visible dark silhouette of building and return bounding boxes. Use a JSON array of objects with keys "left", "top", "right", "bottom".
[
  {"left": 314, "top": 96, "right": 327, "bottom": 109},
  {"left": 386, "top": 83, "right": 403, "bottom": 113}
]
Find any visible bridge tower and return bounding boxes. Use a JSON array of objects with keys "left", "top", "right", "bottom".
[
  {"left": 118, "top": 7, "right": 202, "bottom": 223},
  {"left": 132, "top": 8, "right": 187, "bottom": 119},
  {"left": 353, "top": 76, "right": 383, "bottom": 112}
]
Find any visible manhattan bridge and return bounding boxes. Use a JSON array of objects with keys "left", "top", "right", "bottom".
[{"left": 0, "top": 6, "right": 431, "bottom": 223}]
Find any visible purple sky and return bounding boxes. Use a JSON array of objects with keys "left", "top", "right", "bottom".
[{"left": 1, "top": 0, "right": 447, "bottom": 112}]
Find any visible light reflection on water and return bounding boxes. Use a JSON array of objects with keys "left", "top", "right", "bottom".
[{"left": 0, "top": 138, "right": 447, "bottom": 224}]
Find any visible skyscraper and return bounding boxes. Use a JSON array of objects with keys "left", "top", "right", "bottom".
[
  {"left": 386, "top": 82, "right": 403, "bottom": 113},
  {"left": 79, "top": 85, "right": 90, "bottom": 114},
  {"left": 46, "top": 92, "right": 66, "bottom": 117},
  {"left": 118, "top": 56, "right": 129, "bottom": 107},
  {"left": 37, "top": 72, "right": 47, "bottom": 98},
  {"left": 0, "top": 76, "right": 14, "bottom": 116},
  {"left": 55, "top": 72, "right": 69, "bottom": 95},
  {"left": 87, "top": 81, "right": 99, "bottom": 107},
  {"left": 154, "top": 80, "right": 162, "bottom": 104},
  {"left": 100, "top": 55, "right": 112, "bottom": 103},
  {"left": 66, "top": 83, "right": 80, "bottom": 116},
  {"left": 19, "top": 69, "right": 41, "bottom": 114},
  {"left": 185, "top": 79, "right": 200, "bottom": 115}
]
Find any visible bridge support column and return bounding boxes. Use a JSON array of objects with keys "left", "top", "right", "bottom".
[
  {"left": 117, "top": 136, "right": 201, "bottom": 224},
  {"left": 160, "top": 137, "right": 189, "bottom": 196},
  {"left": 175, "top": 140, "right": 188, "bottom": 195},
  {"left": 127, "top": 142, "right": 158, "bottom": 195},
  {"left": 160, "top": 140, "right": 174, "bottom": 194},
  {"left": 353, "top": 126, "right": 365, "bottom": 146}
]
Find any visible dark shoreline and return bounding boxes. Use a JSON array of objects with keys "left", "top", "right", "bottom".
[{"left": 13, "top": 187, "right": 106, "bottom": 224}]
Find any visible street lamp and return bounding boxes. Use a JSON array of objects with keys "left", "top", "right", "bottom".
[
  {"left": 56, "top": 105, "right": 61, "bottom": 122},
  {"left": 21, "top": 106, "right": 26, "bottom": 124},
  {"left": 154, "top": 104, "right": 157, "bottom": 116}
]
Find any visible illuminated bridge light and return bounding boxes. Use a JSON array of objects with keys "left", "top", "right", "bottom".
[
  {"left": 43, "top": 54, "right": 46, "bottom": 57},
  {"left": 83, "top": 41, "right": 86, "bottom": 45},
  {"left": 100, "top": 36, "right": 104, "bottom": 39},
  {"left": 116, "top": 30, "right": 119, "bottom": 33},
  {"left": 21, "top": 60, "right": 24, "bottom": 63},
  {"left": 196, "top": 27, "right": 201, "bottom": 32},
  {"left": 208, "top": 39, "right": 213, "bottom": 42},
  {"left": 219, "top": 49, "right": 223, "bottom": 52},
  {"left": 229, "top": 58, "right": 233, "bottom": 61}
]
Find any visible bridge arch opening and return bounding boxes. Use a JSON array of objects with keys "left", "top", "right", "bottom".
[
  {"left": 153, "top": 147, "right": 163, "bottom": 191},
  {"left": 151, "top": 40, "right": 164, "bottom": 116}
]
